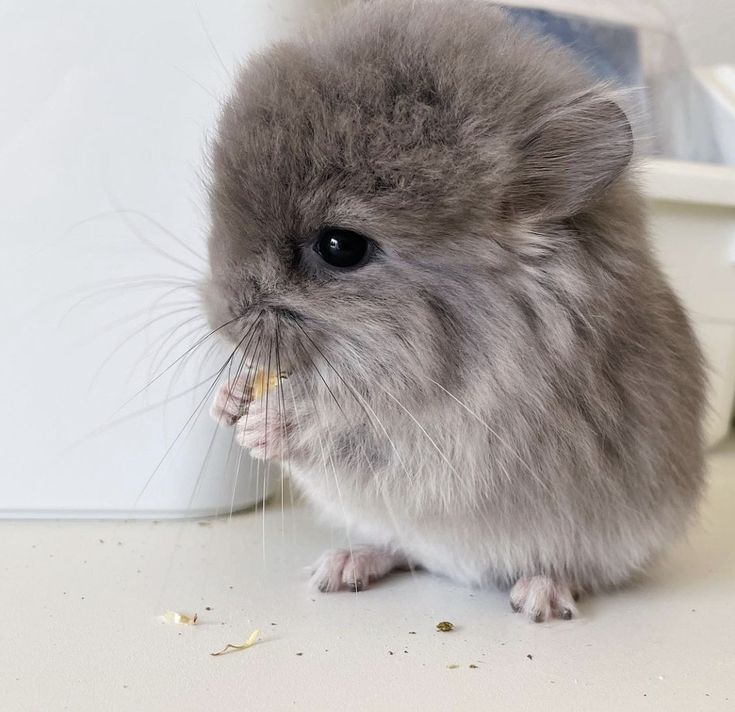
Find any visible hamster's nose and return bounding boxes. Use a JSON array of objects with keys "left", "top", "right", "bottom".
[{"left": 240, "top": 274, "right": 290, "bottom": 315}]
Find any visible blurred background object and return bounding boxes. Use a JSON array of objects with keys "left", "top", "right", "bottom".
[{"left": 501, "top": 0, "right": 732, "bottom": 164}]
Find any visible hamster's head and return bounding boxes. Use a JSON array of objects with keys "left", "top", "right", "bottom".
[{"left": 203, "top": 0, "right": 634, "bottom": 404}]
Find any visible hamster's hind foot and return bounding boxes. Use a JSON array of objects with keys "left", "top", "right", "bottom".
[
  {"left": 510, "top": 575, "right": 578, "bottom": 622},
  {"left": 309, "top": 546, "right": 409, "bottom": 593}
]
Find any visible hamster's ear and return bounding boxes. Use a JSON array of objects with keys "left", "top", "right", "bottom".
[{"left": 504, "top": 91, "right": 633, "bottom": 220}]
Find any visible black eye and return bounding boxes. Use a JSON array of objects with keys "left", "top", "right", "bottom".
[{"left": 314, "top": 228, "right": 372, "bottom": 269}]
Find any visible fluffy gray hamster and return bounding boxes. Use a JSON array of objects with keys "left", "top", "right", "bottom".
[{"left": 204, "top": 0, "right": 706, "bottom": 621}]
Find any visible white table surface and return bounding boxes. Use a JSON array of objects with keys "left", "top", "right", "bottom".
[{"left": 3, "top": 441, "right": 734, "bottom": 712}]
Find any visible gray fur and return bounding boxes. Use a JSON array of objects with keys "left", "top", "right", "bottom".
[{"left": 203, "top": 0, "right": 706, "bottom": 599}]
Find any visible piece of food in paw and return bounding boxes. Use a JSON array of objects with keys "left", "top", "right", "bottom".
[{"left": 251, "top": 369, "right": 288, "bottom": 400}]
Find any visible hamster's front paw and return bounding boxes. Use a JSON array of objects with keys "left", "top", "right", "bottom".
[
  {"left": 210, "top": 376, "right": 252, "bottom": 426},
  {"left": 510, "top": 575, "right": 578, "bottom": 622},
  {"left": 234, "top": 395, "right": 289, "bottom": 461},
  {"left": 309, "top": 547, "right": 409, "bottom": 592}
]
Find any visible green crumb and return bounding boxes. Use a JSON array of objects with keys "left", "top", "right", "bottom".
[
  {"left": 447, "top": 664, "right": 460, "bottom": 670},
  {"left": 436, "top": 621, "right": 454, "bottom": 632}
]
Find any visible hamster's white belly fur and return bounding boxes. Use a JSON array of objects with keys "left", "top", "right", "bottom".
[{"left": 289, "top": 460, "right": 685, "bottom": 591}]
